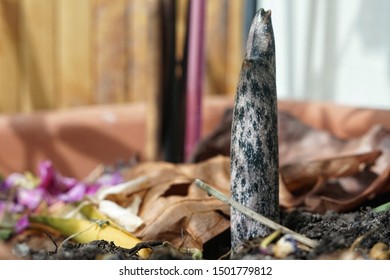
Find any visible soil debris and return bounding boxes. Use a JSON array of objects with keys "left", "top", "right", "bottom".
[
  {"left": 10, "top": 207, "right": 389, "bottom": 260},
  {"left": 232, "top": 208, "right": 390, "bottom": 260}
]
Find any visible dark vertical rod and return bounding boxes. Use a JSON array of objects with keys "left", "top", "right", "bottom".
[{"left": 160, "top": 0, "right": 179, "bottom": 162}]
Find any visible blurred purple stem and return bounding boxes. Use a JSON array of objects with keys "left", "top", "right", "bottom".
[{"left": 184, "top": 0, "right": 205, "bottom": 161}]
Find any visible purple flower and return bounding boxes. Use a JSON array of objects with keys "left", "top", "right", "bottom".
[
  {"left": 85, "top": 184, "right": 100, "bottom": 196},
  {"left": 0, "top": 181, "right": 7, "bottom": 193},
  {"left": 16, "top": 187, "right": 43, "bottom": 210},
  {"left": 0, "top": 201, "right": 24, "bottom": 214},
  {"left": 15, "top": 214, "right": 29, "bottom": 233},
  {"left": 57, "top": 182, "right": 87, "bottom": 203},
  {"left": 37, "top": 160, "right": 56, "bottom": 190},
  {"left": 95, "top": 171, "right": 124, "bottom": 186},
  {"left": 3, "top": 173, "right": 34, "bottom": 190},
  {"left": 0, "top": 201, "right": 4, "bottom": 213},
  {"left": 33, "top": 161, "right": 120, "bottom": 205},
  {"left": 0, "top": 160, "right": 125, "bottom": 234}
]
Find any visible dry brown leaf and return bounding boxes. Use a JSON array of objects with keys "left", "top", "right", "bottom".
[
  {"left": 109, "top": 105, "right": 390, "bottom": 247},
  {"left": 190, "top": 108, "right": 390, "bottom": 214},
  {"left": 277, "top": 112, "right": 390, "bottom": 213},
  {"left": 342, "top": 125, "right": 390, "bottom": 174},
  {"left": 280, "top": 150, "right": 382, "bottom": 193},
  {"left": 119, "top": 152, "right": 389, "bottom": 247},
  {"left": 122, "top": 156, "right": 230, "bottom": 250},
  {"left": 278, "top": 111, "right": 345, "bottom": 165},
  {"left": 278, "top": 120, "right": 390, "bottom": 213},
  {"left": 190, "top": 110, "right": 348, "bottom": 166},
  {"left": 305, "top": 166, "right": 390, "bottom": 213},
  {"left": 136, "top": 199, "right": 229, "bottom": 249}
]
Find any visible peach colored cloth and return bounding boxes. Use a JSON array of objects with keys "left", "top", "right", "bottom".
[
  {"left": 0, "top": 104, "right": 146, "bottom": 179},
  {"left": 278, "top": 99, "right": 390, "bottom": 140},
  {"left": 0, "top": 97, "right": 232, "bottom": 179},
  {"left": 0, "top": 96, "right": 389, "bottom": 179}
]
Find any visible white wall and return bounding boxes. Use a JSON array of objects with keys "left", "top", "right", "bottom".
[{"left": 259, "top": 0, "right": 390, "bottom": 109}]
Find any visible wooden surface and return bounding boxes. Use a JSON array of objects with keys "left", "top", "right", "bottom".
[
  {"left": 94, "top": 0, "right": 127, "bottom": 104},
  {"left": 0, "top": 0, "right": 20, "bottom": 113},
  {"left": 57, "top": 0, "right": 92, "bottom": 108},
  {"left": 21, "top": 0, "right": 55, "bottom": 111},
  {"left": 0, "top": 0, "right": 245, "bottom": 113}
]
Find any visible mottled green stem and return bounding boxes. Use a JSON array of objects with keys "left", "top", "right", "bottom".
[{"left": 230, "top": 9, "right": 279, "bottom": 250}]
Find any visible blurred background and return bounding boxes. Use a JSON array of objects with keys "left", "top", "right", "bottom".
[
  {"left": 1, "top": 0, "right": 390, "bottom": 113},
  {"left": 264, "top": 0, "right": 390, "bottom": 109},
  {"left": 0, "top": 0, "right": 390, "bottom": 178},
  {"left": 0, "top": 0, "right": 244, "bottom": 113}
]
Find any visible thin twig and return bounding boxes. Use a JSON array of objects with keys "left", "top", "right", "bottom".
[
  {"left": 195, "top": 179, "right": 318, "bottom": 248},
  {"left": 126, "top": 241, "right": 163, "bottom": 257},
  {"left": 44, "top": 232, "right": 58, "bottom": 254}
]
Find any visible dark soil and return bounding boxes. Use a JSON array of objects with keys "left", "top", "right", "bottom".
[
  {"left": 12, "top": 207, "right": 390, "bottom": 260},
  {"left": 232, "top": 208, "right": 390, "bottom": 260},
  {"left": 282, "top": 209, "right": 390, "bottom": 259}
]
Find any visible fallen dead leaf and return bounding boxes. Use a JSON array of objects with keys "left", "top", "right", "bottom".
[
  {"left": 280, "top": 150, "right": 382, "bottom": 193},
  {"left": 305, "top": 165, "right": 390, "bottom": 213},
  {"left": 278, "top": 111, "right": 345, "bottom": 165},
  {"left": 190, "top": 108, "right": 390, "bottom": 214},
  {"left": 342, "top": 125, "right": 390, "bottom": 174},
  {"left": 120, "top": 156, "right": 230, "bottom": 250},
  {"left": 94, "top": 108, "right": 390, "bottom": 249}
]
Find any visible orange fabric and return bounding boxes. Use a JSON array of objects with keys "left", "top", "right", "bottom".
[
  {"left": 0, "top": 97, "right": 389, "bottom": 180},
  {"left": 278, "top": 99, "right": 390, "bottom": 140},
  {"left": 0, "top": 97, "right": 232, "bottom": 179},
  {"left": 0, "top": 104, "right": 146, "bottom": 179}
]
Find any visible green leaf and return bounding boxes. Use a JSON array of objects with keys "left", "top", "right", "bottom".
[
  {"left": 0, "top": 229, "right": 13, "bottom": 240},
  {"left": 373, "top": 202, "right": 390, "bottom": 213}
]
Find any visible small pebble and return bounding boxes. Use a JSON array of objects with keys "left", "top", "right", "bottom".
[{"left": 369, "top": 242, "right": 389, "bottom": 260}]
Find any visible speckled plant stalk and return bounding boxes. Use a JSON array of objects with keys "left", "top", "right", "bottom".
[{"left": 230, "top": 9, "right": 279, "bottom": 250}]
